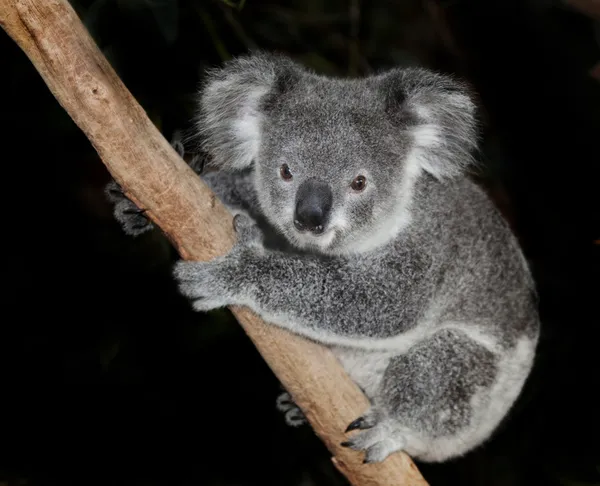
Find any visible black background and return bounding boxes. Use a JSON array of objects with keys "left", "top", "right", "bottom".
[{"left": 0, "top": 1, "right": 599, "bottom": 485}]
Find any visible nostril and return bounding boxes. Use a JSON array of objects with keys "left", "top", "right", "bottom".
[
  {"left": 294, "top": 219, "right": 306, "bottom": 231},
  {"left": 313, "top": 225, "right": 324, "bottom": 235}
]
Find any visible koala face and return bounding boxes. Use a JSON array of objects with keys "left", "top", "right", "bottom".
[
  {"left": 253, "top": 88, "right": 416, "bottom": 254},
  {"left": 197, "top": 53, "right": 478, "bottom": 255}
]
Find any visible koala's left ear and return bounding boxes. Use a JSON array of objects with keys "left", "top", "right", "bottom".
[
  {"left": 196, "top": 51, "right": 302, "bottom": 170},
  {"left": 379, "top": 68, "right": 480, "bottom": 179}
]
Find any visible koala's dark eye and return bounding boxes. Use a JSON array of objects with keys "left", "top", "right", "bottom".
[
  {"left": 351, "top": 175, "right": 366, "bottom": 192},
  {"left": 280, "top": 164, "right": 293, "bottom": 181}
]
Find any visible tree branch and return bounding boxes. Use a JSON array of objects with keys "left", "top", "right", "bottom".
[{"left": 0, "top": 1, "right": 428, "bottom": 484}]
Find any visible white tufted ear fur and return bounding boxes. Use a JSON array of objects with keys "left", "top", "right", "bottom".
[
  {"left": 196, "top": 52, "right": 301, "bottom": 170},
  {"left": 380, "top": 67, "right": 480, "bottom": 180}
]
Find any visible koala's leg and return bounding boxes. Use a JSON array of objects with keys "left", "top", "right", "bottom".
[{"left": 342, "top": 328, "right": 498, "bottom": 463}]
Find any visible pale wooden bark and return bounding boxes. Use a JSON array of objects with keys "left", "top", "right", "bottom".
[{"left": 0, "top": 2, "right": 429, "bottom": 485}]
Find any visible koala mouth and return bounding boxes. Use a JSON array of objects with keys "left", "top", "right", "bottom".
[
  {"left": 293, "top": 219, "right": 325, "bottom": 235},
  {"left": 293, "top": 179, "right": 332, "bottom": 236},
  {"left": 292, "top": 224, "right": 338, "bottom": 252}
]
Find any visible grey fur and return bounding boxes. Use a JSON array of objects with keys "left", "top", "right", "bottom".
[{"left": 108, "top": 52, "right": 540, "bottom": 464}]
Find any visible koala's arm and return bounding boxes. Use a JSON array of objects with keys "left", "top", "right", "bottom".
[{"left": 175, "top": 216, "right": 431, "bottom": 345}]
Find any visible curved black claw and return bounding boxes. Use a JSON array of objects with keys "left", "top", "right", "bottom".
[
  {"left": 189, "top": 152, "right": 209, "bottom": 175},
  {"left": 107, "top": 187, "right": 123, "bottom": 199},
  {"left": 123, "top": 207, "right": 148, "bottom": 216},
  {"left": 345, "top": 416, "right": 368, "bottom": 433}
]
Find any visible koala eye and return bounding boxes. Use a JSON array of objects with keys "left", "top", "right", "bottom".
[
  {"left": 280, "top": 164, "right": 293, "bottom": 181},
  {"left": 351, "top": 175, "right": 366, "bottom": 192}
]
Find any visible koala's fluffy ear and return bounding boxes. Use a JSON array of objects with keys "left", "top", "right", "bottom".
[
  {"left": 380, "top": 68, "right": 479, "bottom": 179},
  {"left": 196, "top": 52, "right": 301, "bottom": 170}
]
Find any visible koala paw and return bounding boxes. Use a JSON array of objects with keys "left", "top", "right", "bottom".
[
  {"left": 173, "top": 259, "right": 233, "bottom": 312},
  {"left": 341, "top": 408, "right": 407, "bottom": 463},
  {"left": 104, "top": 180, "right": 153, "bottom": 236},
  {"left": 276, "top": 392, "right": 308, "bottom": 427},
  {"left": 172, "top": 214, "right": 262, "bottom": 312},
  {"left": 232, "top": 213, "right": 263, "bottom": 247}
]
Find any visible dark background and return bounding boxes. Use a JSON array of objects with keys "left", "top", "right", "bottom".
[{"left": 0, "top": 0, "right": 599, "bottom": 485}]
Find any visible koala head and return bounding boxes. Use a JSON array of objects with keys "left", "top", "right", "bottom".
[{"left": 196, "top": 52, "right": 478, "bottom": 255}]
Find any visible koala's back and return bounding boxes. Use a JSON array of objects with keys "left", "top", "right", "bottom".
[
  {"left": 424, "top": 182, "right": 538, "bottom": 359},
  {"left": 403, "top": 174, "right": 539, "bottom": 345}
]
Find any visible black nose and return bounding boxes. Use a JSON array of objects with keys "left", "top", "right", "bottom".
[{"left": 294, "top": 179, "right": 332, "bottom": 234}]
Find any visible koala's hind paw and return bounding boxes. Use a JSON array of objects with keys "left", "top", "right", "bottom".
[
  {"left": 276, "top": 392, "right": 308, "bottom": 427},
  {"left": 104, "top": 180, "right": 154, "bottom": 236},
  {"left": 341, "top": 409, "right": 406, "bottom": 463}
]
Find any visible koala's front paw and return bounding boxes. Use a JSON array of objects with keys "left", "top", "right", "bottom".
[
  {"left": 173, "top": 214, "right": 262, "bottom": 312},
  {"left": 104, "top": 181, "right": 154, "bottom": 236},
  {"left": 276, "top": 392, "right": 308, "bottom": 427},
  {"left": 173, "top": 259, "right": 234, "bottom": 312}
]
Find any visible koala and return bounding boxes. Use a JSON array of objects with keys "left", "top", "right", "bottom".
[{"left": 107, "top": 52, "right": 540, "bottom": 464}]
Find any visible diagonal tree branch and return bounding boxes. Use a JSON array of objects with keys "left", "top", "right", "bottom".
[{"left": 0, "top": 1, "right": 428, "bottom": 484}]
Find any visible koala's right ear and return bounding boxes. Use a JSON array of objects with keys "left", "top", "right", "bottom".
[
  {"left": 196, "top": 52, "right": 301, "bottom": 170},
  {"left": 378, "top": 67, "right": 479, "bottom": 180}
]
